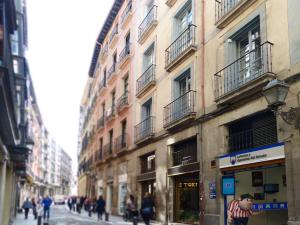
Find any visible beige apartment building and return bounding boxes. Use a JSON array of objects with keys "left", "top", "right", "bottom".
[{"left": 78, "top": 0, "right": 300, "bottom": 225}]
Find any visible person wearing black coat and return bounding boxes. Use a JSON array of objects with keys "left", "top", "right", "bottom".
[
  {"left": 95, "top": 195, "right": 106, "bottom": 221},
  {"left": 140, "top": 192, "right": 154, "bottom": 225}
]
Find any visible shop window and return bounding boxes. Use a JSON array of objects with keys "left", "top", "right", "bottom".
[
  {"left": 228, "top": 111, "right": 277, "bottom": 153},
  {"left": 172, "top": 138, "right": 197, "bottom": 167}
]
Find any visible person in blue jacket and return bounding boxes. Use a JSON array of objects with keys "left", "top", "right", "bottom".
[{"left": 42, "top": 195, "right": 52, "bottom": 221}]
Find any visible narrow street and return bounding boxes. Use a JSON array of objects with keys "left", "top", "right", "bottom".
[{"left": 13, "top": 205, "right": 152, "bottom": 225}]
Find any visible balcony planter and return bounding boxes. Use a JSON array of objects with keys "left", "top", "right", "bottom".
[
  {"left": 118, "top": 44, "right": 131, "bottom": 69},
  {"left": 214, "top": 41, "right": 275, "bottom": 105},
  {"left": 138, "top": 5, "right": 158, "bottom": 45},
  {"left": 215, "top": 0, "right": 257, "bottom": 29},
  {"left": 163, "top": 90, "right": 196, "bottom": 130},
  {"left": 136, "top": 64, "right": 156, "bottom": 98},
  {"left": 116, "top": 92, "right": 129, "bottom": 113},
  {"left": 165, "top": 24, "right": 197, "bottom": 72},
  {"left": 134, "top": 116, "right": 155, "bottom": 144},
  {"left": 121, "top": 0, "right": 133, "bottom": 29},
  {"left": 165, "top": 0, "right": 177, "bottom": 7},
  {"left": 107, "top": 63, "right": 117, "bottom": 85},
  {"left": 109, "top": 24, "right": 119, "bottom": 49}
]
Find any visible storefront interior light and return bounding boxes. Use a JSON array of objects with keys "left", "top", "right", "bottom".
[{"left": 263, "top": 79, "right": 300, "bottom": 133}]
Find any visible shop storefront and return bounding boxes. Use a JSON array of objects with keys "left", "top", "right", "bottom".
[
  {"left": 220, "top": 143, "right": 287, "bottom": 225},
  {"left": 173, "top": 173, "right": 199, "bottom": 224},
  {"left": 118, "top": 162, "right": 128, "bottom": 215}
]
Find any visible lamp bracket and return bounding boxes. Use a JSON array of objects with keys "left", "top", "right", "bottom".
[{"left": 280, "top": 107, "right": 300, "bottom": 130}]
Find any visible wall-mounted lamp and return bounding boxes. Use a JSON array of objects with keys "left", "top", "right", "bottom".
[{"left": 263, "top": 79, "right": 300, "bottom": 133}]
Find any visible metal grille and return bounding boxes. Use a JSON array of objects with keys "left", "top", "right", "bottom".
[
  {"left": 172, "top": 138, "right": 197, "bottom": 166},
  {"left": 228, "top": 112, "right": 277, "bottom": 152},
  {"left": 134, "top": 116, "right": 155, "bottom": 143},
  {"left": 138, "top": 5, "right": 157, "bottom": 40},
  {"left": 215, "top": 0, "right": 242, "bottom": 22},
  {"left": 136, "top": 64, "right": 155, "bottom": 95}
]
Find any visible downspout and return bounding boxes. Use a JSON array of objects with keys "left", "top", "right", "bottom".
[{"left": 199, "top": 1, "right": 206, "bottom": 225}]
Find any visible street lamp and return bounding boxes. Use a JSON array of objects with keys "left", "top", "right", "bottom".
[{"left": 263, "top": 79, "right": 300, "bottom": 133}]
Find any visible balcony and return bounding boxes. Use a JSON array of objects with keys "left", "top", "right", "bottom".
[
  {"left": 173, "top": 147, "right": 197, "bottom": 167},
  {"left": 115, "top": 134, "right": 128, "bottom": 154},
  {"left": 99, "top": 78, "right": 107, "bottom": 96},
  {"left": 215, "top": 0, "right": 257, "bottom": 29},
  {"left": 109, "top": 24, "right": 119, "bottom": 49},
  {"left": 121, "top": 0, "right": 132, "bottom": 29},
  {"left": 134, "top": 116, "right": 155, "bottom": 144},
  {"left": 107, "top": 63, "right": 117, "bottom": 84},
  {"left": 163, "top": 90, "right": 196, "bottom": 130},
  {"left": 105, "top": 106, "right": 116, "bottom": 123},
  {"left": 100, "top": 44, "right": 108, "bottom": 62},
  {"left": 116, "top": 92, "right": 129, "bottom": 113},
  {"left": 94, "top": 148, "right": 103, "bottom": 164},
  {"left": 165, "top": 24, "right": 197, "bottom": 72},
  {"left": 138, "top": 5, "right": 158, "bottom": 44},
  {"left": 214, "top": 42, "right": 275, "bottom": 105},
  {"left": 97, "top": 116, "right": 104, "bottom": 130},
  {"left": 165, "top": 0, "right": 177, "bottom": 7},
  {"left": 118, "top": 44, "right": 131, "bottom": 69},
  {"left": 136, "top": 64, "right": 156, "bottom": 98},
  {"left": 103, "top": 143, "right": 113, "bottom": 160}
]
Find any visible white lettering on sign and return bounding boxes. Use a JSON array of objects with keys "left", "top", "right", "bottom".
[{"left": 219, "top": 144, "right": 285, "bottom": 169}]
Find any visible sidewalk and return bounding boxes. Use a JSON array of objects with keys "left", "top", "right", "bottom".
[
  {"left": 12, "top": 212, "right": 37, "bottom": 225},
  {"left": 67, "top": 206, "right": 160, "bottom": 225}
]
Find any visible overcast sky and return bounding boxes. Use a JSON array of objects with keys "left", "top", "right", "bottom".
[{"left": 26, "top": 0, "right": 113, "bottom": 172}]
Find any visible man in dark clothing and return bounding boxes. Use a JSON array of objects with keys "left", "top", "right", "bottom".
[
  {"left": 42, "top": 195, "right": 52, "bottom": 221},
  {"left": 22, "top": 198, "right": 33, "bottom": 219},
  {"left": 95, "top": 195, "right": 106, "bottom": 221},
  {"left": 141, "top": 192, "right": 154, "bottom": 225}
]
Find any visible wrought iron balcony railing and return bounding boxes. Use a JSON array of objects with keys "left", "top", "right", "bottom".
[
  {"left": 163, "top": 90, "right": 196, "bottom": 127},
  {"left": 214, "top": 41, "right": 273, "bottom": 99},
  {"left": 103, "top": 143, "right": 113, "bottom": 159},
  {"left": 134, "top": 116, "right": 155, "bottom": 143},
  {"left": 215, "top": 0, "right": 250, "bottom": 22},
  {"left": 121, "top": 0, "right": 132, "bottom": 25},
  {"left": 138, "top": 5, "right": 157, "bottom": 41},
  {"left": 229, "top": 126, "right": 277, "bottom": 153},
  {"left": 116, "top": 92, "right": 129, "bottom": 112},
  {"left": 97, "top": 116, "right": 104, "bottom": 129},
  {"left": 136, "top": 64, "right": 155, "bottom": 96},
  {"left": 95, "top": 148, "right": 103, "bottom": 162},
  {"left": 173, "top": 147, "right": 197, "bottom": 167},
  {"left": 107, "top": 63, "right": 117, "bottom": 81},
  {"left": 115, "top": 134, "right": 127, "bottom": 153},
  {"left": 119, "top": 44, "right": 131, "bottom": 63},
  {"left": 165, "top": 24, "right": 196, "bottom": 69},
  {"left": 109, "top": 24, "right": 119, "bottom": 44}
]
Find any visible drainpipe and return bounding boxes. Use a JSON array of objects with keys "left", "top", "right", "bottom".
[{"left": 199, "top": 1, "right": 206, "bottom": 225}]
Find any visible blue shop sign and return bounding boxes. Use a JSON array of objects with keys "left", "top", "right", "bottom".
[
  {"left": 252, "top": 202, "right": 288, "bottom": 211},
  {"left": 222, "top": 176, "right": 235, "bottom": 195}
]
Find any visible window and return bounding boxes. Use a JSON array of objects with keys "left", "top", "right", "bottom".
[
  {"left": 102, "top": 103, "right": 105, "bottom": 116},
  {"left": 103, "top": 69, "right": 107, "bottom": 86},
  {"left": 109, "top": 130, "right": 113, "bottom": 153},
  {"left": 113, "top": 53, "right": 117, "bottom": 65},
  {"left": 143, "top": 43, "right": 155, "bottom": 71},
  {"left": 112, "top": 91, "right": 116, "bottom": 108},
  {"left": 175, "top": 0, "right": 192, "bottom": 36},
  {"left": 172, "top": 138, "right": 197, "bottom": 166},
  {"left": 99, "top": 138, "right": 103, "bottom": 158},
  {"left": 141, "top": 153, "right": 155, "bottom": 173},
  {"left": 11, "top": 31, "right": 19, "bottom": 55},
  {"left": 141, "top": 98, "right": 152, "bottom": 120},
  {"left": 174, "top": 69, "right": 191, "bottom": 98},
  {"left": 121, "top": 120, "right": 127, "bottom": 146},
  {"left": 125, "top": 32, "right": 130, "bottom": 46},
  {"left": 145, "top": 0, "right": 154, "bottom": 15},
  {"left": 228, "top": 111, "right": 277, "bottom": 153},
  {"left": 124, "top": 76, "right": 129, "bottom": 94}
]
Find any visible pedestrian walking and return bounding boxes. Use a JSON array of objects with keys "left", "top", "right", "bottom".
[
  {"left": 22, "top": 198, "right": 33, "bottom": 219},
  {"left": 67, "top": 197, "right": 72, "bottom": 212},
  {"left": 125, "top": 194, "right": 137, "bottom": 221},
  {"left": 76, "top": 196, "right": 81, "bottom": 213},
  {"left": 227, "top": 193, "right": 264, "bottom": 225},
  {"left": 95, "top": 195, "right": 106, "bottom": 221},
  {"left": 42, "top": 195, "right": 52, "bottom": 221},
  {"left": 32, "top": 198, "right": 37, "bottom": 219},
  {"left": 140, "top": 192, "right": 154, "bottom": 225}
]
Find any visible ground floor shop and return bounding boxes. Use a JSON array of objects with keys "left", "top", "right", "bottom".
[{"left": 220, "top": 143, "right": 288, "bottom": 225}]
